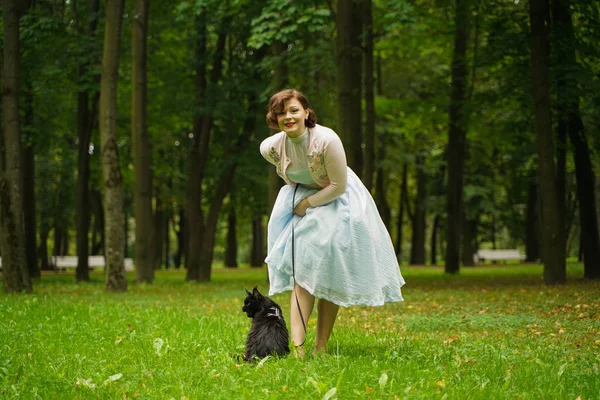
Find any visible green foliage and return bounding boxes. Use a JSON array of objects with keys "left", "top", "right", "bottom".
[
  {"left": 247, "top": 0, "right": 331, "bottom": 49},
  {"left": 1, "top": 265, "right": 598, "bottom": 398}
]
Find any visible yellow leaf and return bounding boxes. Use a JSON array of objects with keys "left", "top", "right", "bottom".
[
  {"left": 366, "top": 386, "right": 373, "bottom": 393},
  {"left": 436, "top": 380, "right": 446, "bottom": 389}
]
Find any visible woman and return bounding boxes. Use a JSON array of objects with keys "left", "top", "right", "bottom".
[{"left": 260, "top": 89, "right": 405, "bottom": 357}]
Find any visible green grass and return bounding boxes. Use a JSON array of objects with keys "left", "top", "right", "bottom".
[{"left": 1, "top": 264, "right": 599, "bottom": 399}]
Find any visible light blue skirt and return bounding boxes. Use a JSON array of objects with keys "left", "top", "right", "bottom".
[{"left": 266, "top": 168, "right": 405, "bottom": 307}]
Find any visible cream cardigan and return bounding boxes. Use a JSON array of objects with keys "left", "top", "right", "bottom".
[{"left": 260, "top": 124, "right": 348, "bottom": 207}]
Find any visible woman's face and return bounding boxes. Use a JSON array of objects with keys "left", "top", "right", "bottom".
[{"left": 277, "top": 98, "right": 308, "bottom": 138}]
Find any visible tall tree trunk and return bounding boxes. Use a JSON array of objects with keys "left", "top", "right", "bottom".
[
  {"left": 374, "top": 127, "right": 390, "bottom": 230},
  {"left": 525, "top": 179, "right": 540, "bottom": 262},
  {"left": 225, "top": 206, "right": 238, "bottom": 268},
  {"left": 431, "top": 215, "right": 440, "bottom": 265},
  {"left": 173, "top": 207, "right": 184, "bottom": 268},
  {"left": 75, "top": 0, "right": 100, "bottom": 282},
  {"left": 444, "top": 0, "right": 470, "bottom": 274},
  {"left": 529, "top": 0, "right": 566, "bottom": 284},
  {"left": 336, "top": 0, "right": 363, "bottom": 176},
  {"left": 164, "top": 211, "right": 170, "bottom": 268},
  {"left": 185, "top": 11, "right": 229, "bottom": 281},
  {"left": 100, "top": 0, "right": 127, "bottom": 291},
  {"left": 362, "top": 0, "right": 375, "bottom": 191},
  {"left": 461, "top": 213, "right": 476, "bottom": 266},
  {"left": 552, "top": 0, "right": 600, "bottom": 279},
  {"left": 1, "top": 0, "right": 31, "bottom": 293},
  {"left": 251, "top": 217, "right": 264, "bottom": 267},
  {"left": 90, "top": 189, "right": 104, "bottom": 255},
  {"left": 132, "top": 0, "right": 154, "bottom": 283},
  {"left": 38, "top": 226, "right": 51, "bottom": 271},
  {"left": 196, "top": 77, "right": 261, "bottom": 279},
  {"left": 153, "top": 195, "right": 165, "bottom": 270},
  {"left": 395, "top": 161, "right": 409, "bottom": 260},
  {"left": 410, "top": 157, "right": 426, "bottom": 265},
  {"left": 22, "top": 84, "right": 38, "bottom": 278}
]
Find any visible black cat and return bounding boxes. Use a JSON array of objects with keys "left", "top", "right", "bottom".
[{"left": 242, "top": 287, "right": 290, "bottom": 361}]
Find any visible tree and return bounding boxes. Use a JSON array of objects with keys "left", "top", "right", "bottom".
[
  {"left": 1, "top": 0, "right": 32, "bottom": 293},
  {"left": 552, "top": 0, "right": 600, "bottom": 279},
  {"left": 132, "top": 0, "right": 154, "bottom": 283},
  {"left": 100, "top": 0, "right": 127, "bottom": 291},
  {"left": 445, "top": 0, "right": 471, "bottom": 274},
  {"left": 363, "top": 0, "right": 375, "bottom": 191},
  {"left": 336, "top": 0, "right": 363, "bottom": 176},
  {"left": 528, "top": 0, "right": 565, "bottom": 284},
  {"left": 185, "top": 8, "right": 230, "bottom": 282},
  {"left": 75, "top": 0, "right": 100, "bottom": 282},
  {"left": 410, "top": 155, "right": 427, "bottom": 265}
]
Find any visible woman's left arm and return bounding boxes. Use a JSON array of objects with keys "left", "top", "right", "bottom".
[{"left": 306, "top": 135, "right": 348, "bottom": 207}]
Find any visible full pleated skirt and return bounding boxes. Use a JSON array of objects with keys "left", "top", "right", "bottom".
[{"left": 266, "top": 168, "right": 405, "bottom": 307}]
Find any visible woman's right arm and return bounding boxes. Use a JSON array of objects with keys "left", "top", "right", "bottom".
[{"left": 259, "top": 134, "right": 279, "bottom": 166}]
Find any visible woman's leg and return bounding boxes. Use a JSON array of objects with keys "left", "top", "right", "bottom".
[
  {"left": 314, "top": 299, "right": 339, "bottom": 354},
  {"left": 290, "top": 284, "right": 315, "bottom": 356}
]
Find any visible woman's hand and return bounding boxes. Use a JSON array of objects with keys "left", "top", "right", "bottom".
[{"left": 294, "top": 198, "right": 311, "bottom": 217}]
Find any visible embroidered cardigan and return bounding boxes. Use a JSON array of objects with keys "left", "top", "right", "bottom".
[{"left": 259, "top": 124, "right": 348, "bottom": 207}]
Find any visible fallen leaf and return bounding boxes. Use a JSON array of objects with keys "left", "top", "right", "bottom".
[
  {"left": 379, "top": 372, "right": 388, "bottom": 389},
  {"left": 436, "top": 380, "right": 446, "bottom": 389},
  {"left": 366, "top": 386, "right": 373, "bottom": 393},
  {"left": 103, "top": 373, "right": 123, "bottom": 385},
  {"left": 322, "top": 387, "right": 337, "bottom": 400}
]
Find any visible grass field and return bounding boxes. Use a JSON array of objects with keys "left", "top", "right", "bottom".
[{"left": 1, "top": 263, "right": 599, "bottom": 399}]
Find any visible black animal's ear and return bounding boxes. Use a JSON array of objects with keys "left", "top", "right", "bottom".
[
  {"left": 252, "top": 286, "right": 261, "bottom": 297},
  {"left": 245, "top": 288, "right": 252, "bottom": 296}
]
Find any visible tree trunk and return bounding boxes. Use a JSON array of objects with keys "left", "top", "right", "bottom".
[
  {"left": 525, "top": 179, "right": 540, "bottom": 262},
  {"left": 445, "top": 0, "right": 470, "bottom": 274},
  {"left": 153, "top": 196, "right": 165, "bottom": 270},
  {"left": 196, "top": 77, "right": 261, "bottom": 279},
  {"left": 100, "top": 0, "right": 127, "bottom": 291},
  {"left": 395, "top": 161, "right": 409, "bottom": 260},
  {"left": 1, "top": 0, "right": 31, "bottom": 293},
  {"left": 185, "top": 11, "right": 229, "bottom": 281},
  {"left": 410, "top": 157, "right": 426, "bottom": 265},
  {"left": 374, "top": 127, "right": 390, "bottom": 231},
  {"left": 22, "top": 84, "right": 38, "bottom": 279},
  {"left": 552, "top": 0, "right": 600, "bottom": 279},
  {"left": 461, "top": 213, "right": 476, "bottom": 266},
  {"left": 251, "top": 217, "right": 264, "bottom": 267},
  {"left": 75, "top": 0, "right": 100, "bottom": 282},
  {"left": 431, "top": 215, "right": 440, "bottom": 265},
  {"left": 336, "top": 0, "right": 363, "bottom": 176},
  {"left": 173, "top": 207, "right": 184, "bottom": 268},
  {"left": 53, "top": 227, "right": 62, "bottom": 256},
  {"left": 90, "top": 189, "right": 104, "bottom": 255},
  {"left": 164, "top": 211, "right": 170, "bottom": 268},
  {"left": 225, "top": 207, "right": 238, "bottom": 268},
  {"left": 132, "top": 0, "right": 154, "bottom": 283},
  {"left": 38, "top": 226, "right": 51, "bottom": 271},
  {"left": 362, "top": 0, "right": 375, "bottom": 191},
  {"left": 529, "top": 0, "right": 566, "bottom": 284}
]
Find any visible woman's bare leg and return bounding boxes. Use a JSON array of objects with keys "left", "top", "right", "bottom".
[
  {"left": 290, "top": 284, "right": 315, "bottom": 356},
  {"left": 314, "top": 299, "right": 339, "bottom": 354}
]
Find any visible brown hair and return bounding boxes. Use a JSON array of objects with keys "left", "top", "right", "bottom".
[{"left": 266, "top": 89, "right": 317, "bottom": 130}]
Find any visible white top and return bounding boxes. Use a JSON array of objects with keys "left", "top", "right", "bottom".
[{"left": 285, "top": 129, "right": 319, "bottom": 187}]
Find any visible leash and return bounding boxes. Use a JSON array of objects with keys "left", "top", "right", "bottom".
[{"left": 292, "top": 183, "right": 307, "bottom": 347}]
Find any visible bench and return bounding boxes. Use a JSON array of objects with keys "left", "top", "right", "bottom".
[
  {"left": 51, "top": 256, "right": 134, "bottom": 271},
  {"left": 474, "top": 249, "right": 526, "bottom": 264},
  {"left": 0, "top": 256, "right": 134, "bottom": 271}
]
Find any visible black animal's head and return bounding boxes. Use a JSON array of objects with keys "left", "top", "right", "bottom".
[{"left": 242, "top": 287, "right": 268, "bottom": 318}]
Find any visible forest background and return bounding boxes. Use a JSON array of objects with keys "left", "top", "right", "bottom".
[{"left": 1, "top": 0, "right": 599, "bottom": 292}]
